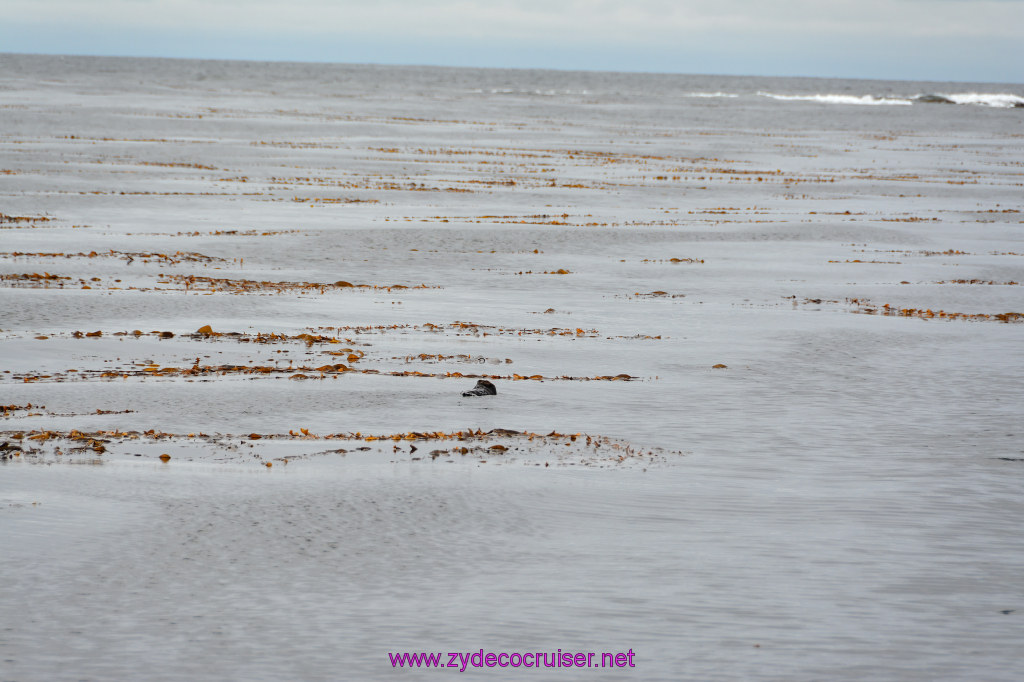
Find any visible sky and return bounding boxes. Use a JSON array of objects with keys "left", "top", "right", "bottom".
[{"left": 2, "top": 0, "right": 1023, "bottom": 83}]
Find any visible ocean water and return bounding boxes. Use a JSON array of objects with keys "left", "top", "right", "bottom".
[{"left": 1, "top": 54, "right": 1023, "bottom": 681}]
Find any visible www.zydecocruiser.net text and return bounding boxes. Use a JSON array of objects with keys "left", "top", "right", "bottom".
[{"left": 389, "top": 649, "right": 637, "bottom": 671}]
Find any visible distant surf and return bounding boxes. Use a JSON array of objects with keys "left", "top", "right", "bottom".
[
  {"left": 758, "top": 91, "right": 1024, "bottom": 108},
  {"left": 682, "top": 92, "right": 740, "bottom": 98},
  {"left": 915, "top": 92, "right": 1024, "bottom": 108},
  {"left": 758, "top": 92, "right": 911, "bottom": 106}
]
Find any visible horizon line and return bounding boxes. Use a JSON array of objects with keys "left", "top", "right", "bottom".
[{"left": 3, "top": 50, "right": 1022, "bottom": 88}]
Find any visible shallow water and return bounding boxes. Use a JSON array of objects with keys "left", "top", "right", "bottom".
[{"left": 2, "top": 55, "right": 1023, "bottom": 680}]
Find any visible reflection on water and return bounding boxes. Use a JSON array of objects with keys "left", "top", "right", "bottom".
[{"left": 3, "top": 452, "right": 1024, "bottom": 681}]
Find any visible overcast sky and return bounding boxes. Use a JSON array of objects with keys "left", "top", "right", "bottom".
[{"left": 3, "top": 0, "right": 1022, "bottom": 83}]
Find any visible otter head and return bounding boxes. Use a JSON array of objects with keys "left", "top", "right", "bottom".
[{"left": 462, "top": 379, "right": 497, "bottom": 396}]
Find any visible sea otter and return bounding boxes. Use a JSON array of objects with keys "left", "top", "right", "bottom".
[{"left": 462, "top": 379, "right": 497, "bottom": 397}]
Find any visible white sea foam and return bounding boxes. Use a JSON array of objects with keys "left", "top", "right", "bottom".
[
  {"left": 473, "top": 88, "right": 591, "bottom": 96},
  {"left": 758, "top": 91, "right": 912, "bottom": 106},
  {"left": 943, "top": 92, "right": 1024, "bottom": 108},
  {"left": 683, "top": 91, "right": 740, "bottom": 98},
  {"left": 760, "top": 90, "right": 1023, "bottom": 109}
]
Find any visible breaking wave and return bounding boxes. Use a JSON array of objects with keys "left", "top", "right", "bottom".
[
  {"left": 758, "top": 92, "right": 912, "bottom": 106},
  {"left": 915, "top": 93, "right": 1024, "bottom": 108},
  {"left": 471, "top": 88, "right": 592, "bottom": 96},
  {"left": 682, "top": 92, "right": 740, "bottom": 98},
  {"left": 758, "top": 91, "right": 1024, "bottom": 108}
]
